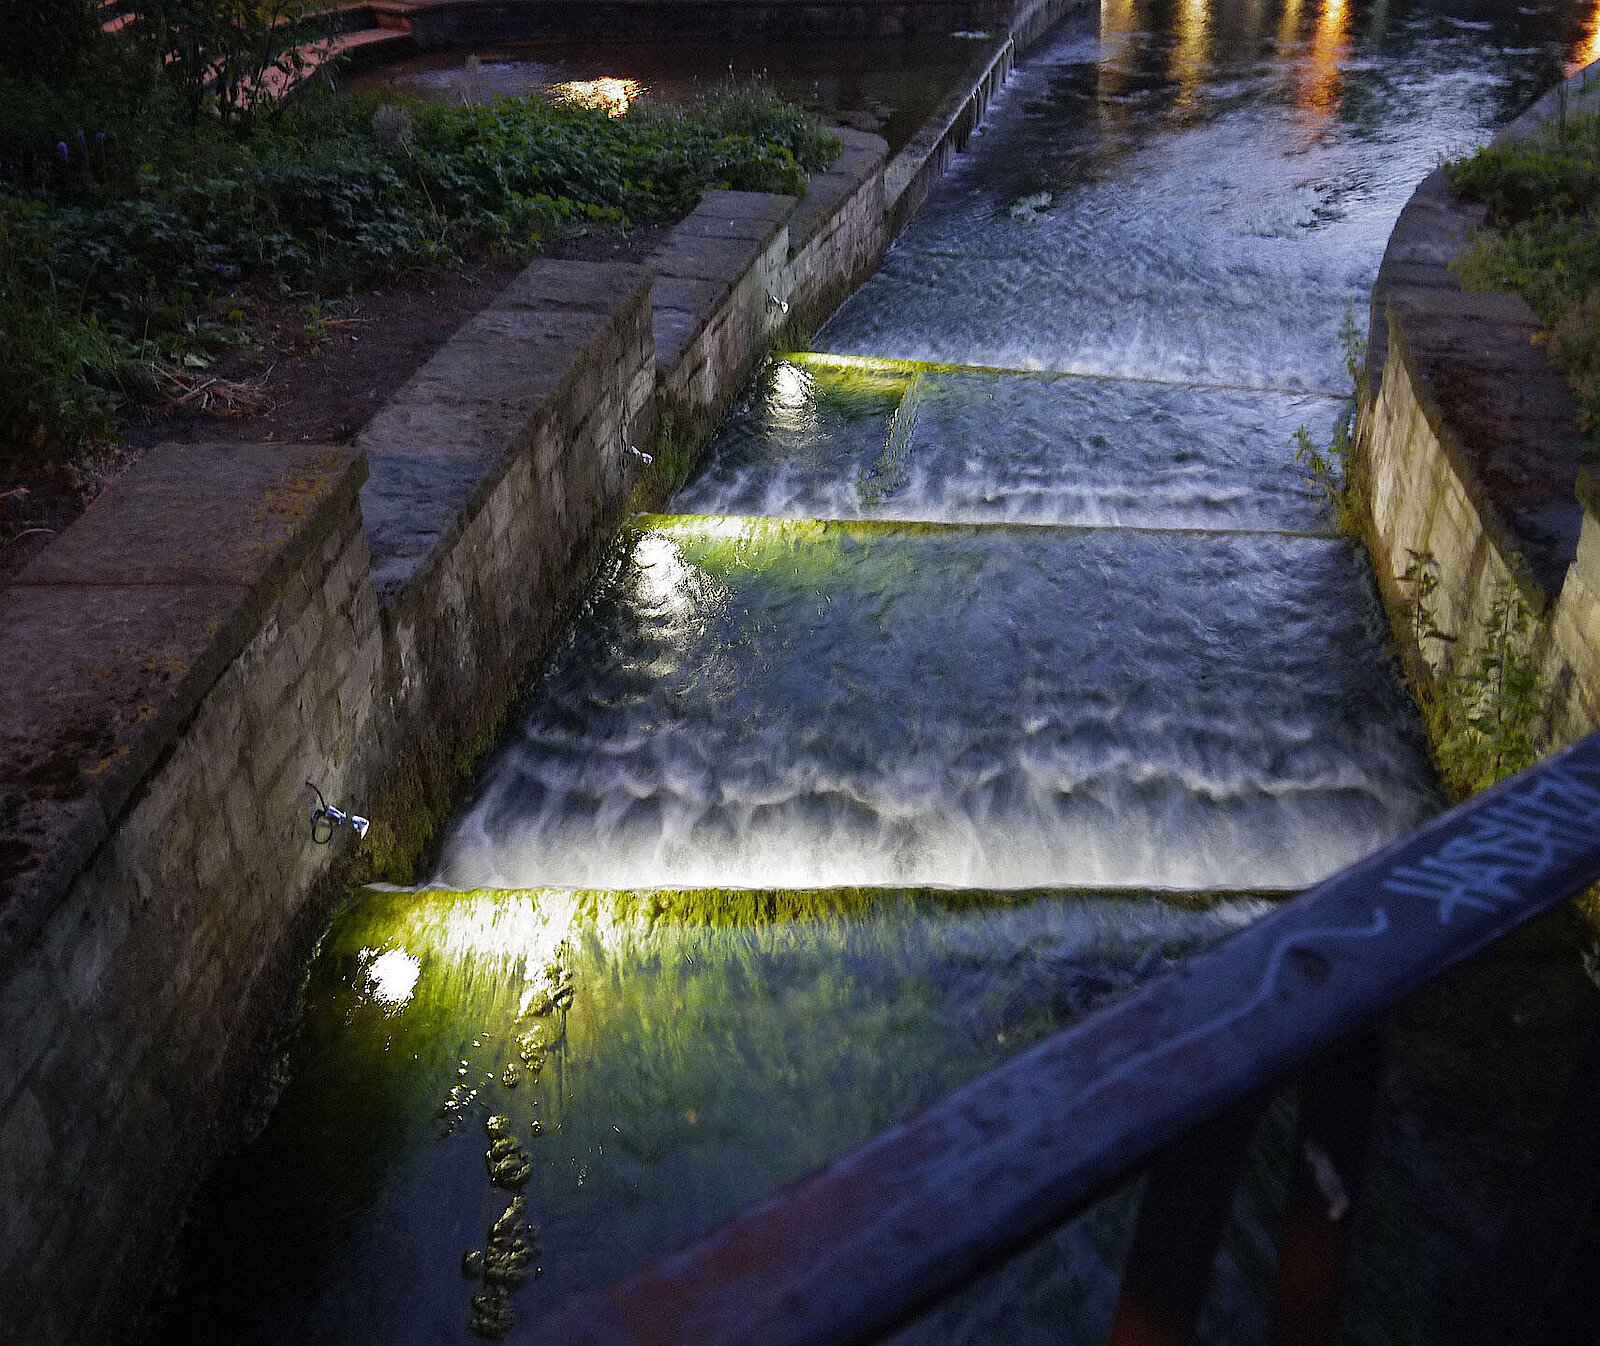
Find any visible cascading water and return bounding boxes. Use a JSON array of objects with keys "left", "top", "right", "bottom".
[{"left": 159, "top": 4, "right": 1600, "bottom": 1344}]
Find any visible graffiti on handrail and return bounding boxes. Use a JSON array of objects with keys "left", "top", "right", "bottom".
[
  {"left": 1381, "top": 761, "right": 1600, "bottom": 925},
  {"left": 1072, "top": 756, "right": 1600, "bottom": 1107},
  {"left": 1073, "top": 908, "right": 1393, "bottom": 1107}
]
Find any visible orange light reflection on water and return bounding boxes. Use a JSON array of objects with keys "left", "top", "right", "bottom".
[
  {"left": 1296, "top": 0, "right": 1350, "bottom": 129},
  {"left": 1570, "top": 0, "right": 1600, "bottom": 75},
  {"left": 1170, "top": 0, "right": 1213, "bottom": 110}
]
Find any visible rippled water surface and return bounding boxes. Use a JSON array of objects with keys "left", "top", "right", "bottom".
[
  {"left": 438, "top": 517, "right": 1432, "bottom": 891},
  {"left": 163, "top": 2, "right": 1600, "bottom": 1342}
]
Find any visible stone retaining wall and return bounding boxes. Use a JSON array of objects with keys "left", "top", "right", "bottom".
[
  {"left": 0, "top": 3, "right": 1087, "bottom": 1332},
  {"left": 0, "top": 445, "right": 377, "bottom": 1345},
  {"left": 0, "top": 140, "right": 889, "bottom": 1346},
  {"left": 1359, "top": 62, "right": 1600, "bottom": 749}
]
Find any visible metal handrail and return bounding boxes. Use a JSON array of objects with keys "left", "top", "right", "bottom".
[{"left": 523, "top": 731, "right": 1600, "bottom": 1346}]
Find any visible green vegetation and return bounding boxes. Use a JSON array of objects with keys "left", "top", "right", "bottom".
[
  {"left": 0, "top": 6, "right": 837, "bottom": 465},
  {"left": 1449, "top": 104, "right": 1600, "bottom": 454},
  {"left": 1397, "top": 551, "right": 1552, "bottom": 801},
  {"left": 1292, "top": 303, "right": 1368, "bottom": 534}
]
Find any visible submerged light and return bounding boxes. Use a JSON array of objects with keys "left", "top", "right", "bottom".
[{"left": 360, "top": 946, "right": 421, "bottom": 1008}]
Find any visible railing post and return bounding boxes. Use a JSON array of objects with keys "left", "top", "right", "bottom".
[
  {"left": 1107, "top": 1095, "right": 1266, "bottom": 1346},
  {"left": 1270, "top": 1033, "right": 1384, "bottom": 1346}
]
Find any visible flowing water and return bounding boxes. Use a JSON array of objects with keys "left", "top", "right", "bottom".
[{"left": 163, "top": 3, "right": 1600, "bottom": 1343}]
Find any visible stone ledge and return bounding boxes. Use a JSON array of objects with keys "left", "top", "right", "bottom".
[
  {"left": 1386, "top": 298, "right": 1585, "bottom": 607},
  {"left": 789, "top": 128, "right": 890, "bottom": 256},
  {"left": 0, "top": 442, "right": 365, "bottom": 966},
  {"left": 649, "top": 191, "right": 794, "bottom": 373},
  {"left": 357, "top": 260, "right": 652, "bottom": 602}
]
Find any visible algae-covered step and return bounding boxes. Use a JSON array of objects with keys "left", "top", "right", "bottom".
[
  {"left": 435, "top": 516, "right": 1436, "bottom": 893},
  {"left": 159, "top": 883, "right": 1267, "bottom": 1345}
]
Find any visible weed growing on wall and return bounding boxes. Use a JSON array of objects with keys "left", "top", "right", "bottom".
[
  {"left": 1397, "top": 553, "right": 1551, "bottom": 800},
  {"left": 1292, "top": 303, "right": 1370, "bottom": 534},
  {"left": 1292, "top": 418, "right": 1362, "bottom": 533},
  {"left": 1398, "top": 548, "right": 1455, "bottom": 666}
]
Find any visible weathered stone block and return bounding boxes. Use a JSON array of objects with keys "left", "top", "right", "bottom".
[{"left": 0, "top": 956, "right": 60, "bottom": 1109}]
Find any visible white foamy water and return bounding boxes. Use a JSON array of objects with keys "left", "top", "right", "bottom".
[
  {"left": 677, "top": 363, "right": 1345, "bottom": 532},
  {"left": 434, "top": 519, "right": 1437, "bottom": 892}
]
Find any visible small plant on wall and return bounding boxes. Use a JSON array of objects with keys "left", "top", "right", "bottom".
[
  {"left": 1292, "top": 417, "right": 1364, "bottom": 535},
  {"left": 1398, "top": 552, "right": 1552, "bottom": 800},
  {"left": 1292, "top": 304, "right": 1371, "bottom": 536}
]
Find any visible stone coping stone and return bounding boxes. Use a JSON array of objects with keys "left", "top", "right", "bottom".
[
  {"left": 1389, "top": 288, "right": 1586, "bottom": 602},
  {"left": 649, "top": 192, "right": 793, "bottom": 370},
  {"left": 0, "top": 442, "right": 365, "bottom": 966},
  {"left": 652, "top": 308, "right": 707, "bottom": 376},
  {"left": 358, "top": 258, "right": 651, "bottom": 602},
  {"left": 788, "top": 128, "right": 888, "bottom": 255}
]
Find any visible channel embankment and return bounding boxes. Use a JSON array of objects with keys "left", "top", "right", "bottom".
[
  {"left": 0, "top": 1, "right": 1089, "bottom": 1340},
  {"left": 1359, "top": 61, "right": 1600, "bottom": 745}
]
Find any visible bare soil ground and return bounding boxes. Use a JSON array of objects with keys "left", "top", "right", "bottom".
[{"left": 0, "top": 221, "right": 671, "bottom": 587}]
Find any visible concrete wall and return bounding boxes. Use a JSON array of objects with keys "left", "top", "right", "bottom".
[{"left": 1359, "top": 62, "right": 1600, "bottom": 749}]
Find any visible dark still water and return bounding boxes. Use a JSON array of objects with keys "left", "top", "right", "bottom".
[
  {"left": 346, "top": 36, "right": 987, "bottom": 154},
  {"left": 160, "top": 3, "right": 1600, "bottom": 1344}
]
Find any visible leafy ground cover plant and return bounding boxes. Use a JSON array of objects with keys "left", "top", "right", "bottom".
[{"left": 0, "top": 53, "right": 837, "bottom": 465}]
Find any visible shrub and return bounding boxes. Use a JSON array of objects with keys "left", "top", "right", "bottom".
[{"left": 0, "top": 77, "right": 838, "bottom": 462}]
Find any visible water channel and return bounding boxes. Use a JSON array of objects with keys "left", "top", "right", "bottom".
[{"left": 162, "top": 2, "right": 1600, "bottom": 1342}]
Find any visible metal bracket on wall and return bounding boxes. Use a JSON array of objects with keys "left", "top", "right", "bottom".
[{"left": 305, "top": 780, "right": 370, "bottom": 845}]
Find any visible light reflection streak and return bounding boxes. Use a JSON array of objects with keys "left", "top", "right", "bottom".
[
  {"left": 1096, "top": 0, "right": 1141, "bottom": 120},
  {"left": 1296, "top": 0, "right": 1350, "bottom": 129},
  {"left": 1276, "top": 0, "right": 1304, "bottom": 57},
  {"left": 1571, "top": 0, "right": 1600, "bottom": 75},
  {"left": 1170, "top": 0, "right": 1212, "bottom": 111}
]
